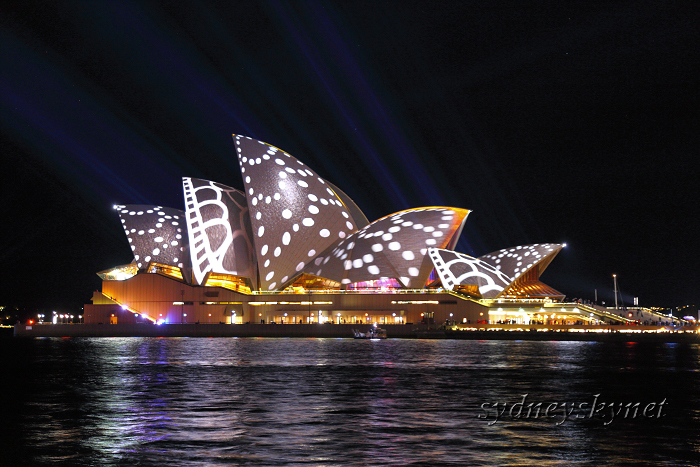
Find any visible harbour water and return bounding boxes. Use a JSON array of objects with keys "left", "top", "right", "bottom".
[{"left": 1, "top": 337, "right": 698, "bottom": 466}]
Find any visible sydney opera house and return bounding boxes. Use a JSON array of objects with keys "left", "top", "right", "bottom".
[{"left": 85, "top": 135, "right": 584, "bottom": 327}]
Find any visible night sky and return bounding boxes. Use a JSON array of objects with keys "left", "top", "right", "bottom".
[{"left": 2, "top": 1, "right": 698, "bottom": 314}]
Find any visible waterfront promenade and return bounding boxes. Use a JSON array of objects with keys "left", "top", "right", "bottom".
[{"left": 12, "top": 323, "right": 700, "bottom": 342}]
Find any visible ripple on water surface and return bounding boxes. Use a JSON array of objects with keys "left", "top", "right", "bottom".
[{"left": 0, "top": 338, "right": 698, "bottom": 466}]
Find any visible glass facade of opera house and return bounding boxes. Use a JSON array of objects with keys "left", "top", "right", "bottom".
[{"left": 85, "top": 135, "right": 599, "bottom": 327}]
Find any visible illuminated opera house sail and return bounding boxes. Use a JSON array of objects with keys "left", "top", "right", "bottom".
[{"left": 86, "top": 135, "right": 572, "bottom": 326}]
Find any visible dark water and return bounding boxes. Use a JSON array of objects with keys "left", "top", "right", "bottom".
[{"left": 1, "top": 337, "right": 698, "bottom": 466}]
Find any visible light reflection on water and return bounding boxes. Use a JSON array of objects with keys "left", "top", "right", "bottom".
[{"left": 0, "top": 338, "right": 698, "bottom": 466}]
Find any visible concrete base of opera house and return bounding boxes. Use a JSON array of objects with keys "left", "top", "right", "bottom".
[
  {"left": 13, "top": 323, "right": 700, "bottom": 342},
  {"left": 14, "top": 323, "right": 414, "bottom": 338}
]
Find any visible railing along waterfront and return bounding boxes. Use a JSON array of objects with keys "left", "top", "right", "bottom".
[{"left": 455, "top": 323, "right": 700, "bottom": 334}]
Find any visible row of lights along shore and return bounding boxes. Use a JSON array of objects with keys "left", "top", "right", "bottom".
[{"left": 28, "top": 311, "right": 83, "bottom": 325}]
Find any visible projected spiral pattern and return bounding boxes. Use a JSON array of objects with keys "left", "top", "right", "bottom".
[
  {"left": 182, "top": 178, "right": 258, "bottom": 287},
  {"left": 428, "top": 248, "right": 512, "bottom": 298}
]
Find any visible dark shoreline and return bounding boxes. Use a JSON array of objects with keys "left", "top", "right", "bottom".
[{"left": 11, "top": 323, "right": 700, "bottom": 343}]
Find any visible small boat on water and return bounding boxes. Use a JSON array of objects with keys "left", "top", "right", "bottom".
[{"left": 353, "top": 325, "right": 387, "bottom": 339}]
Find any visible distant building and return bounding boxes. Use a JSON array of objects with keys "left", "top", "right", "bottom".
[{"left": 86, "top": 136, "right": 581, "bottom": 326}]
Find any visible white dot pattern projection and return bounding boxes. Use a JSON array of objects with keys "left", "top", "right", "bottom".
[
  {"left": 478, "top": 243, "right": 563, "bottom": 281},
  {"left": 428, "top": 248, "right": 513, "bottom": 298},
  {"left": 234, "top": 135, "right": 356, "bottom": 290},
  {"left": 302, "top": 207, "right": 470, "bottom": 288},
  {"left": 116, "top": 205, "right": 188, "bottom": 270},
  {"left": 182, "top": 178, "right": 258, "bottom": 287},
  {"left": 113, "top": 137, "right": 483, "bottom": 294}
]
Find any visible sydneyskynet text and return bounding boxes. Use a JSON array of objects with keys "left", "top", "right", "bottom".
[{"left": 478, "top": 394, "right": 667, "bottom": 425}]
